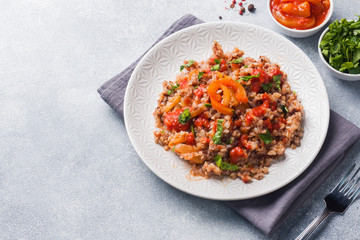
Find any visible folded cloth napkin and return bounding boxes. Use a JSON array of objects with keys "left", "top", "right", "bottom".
[{"left": 98, "top": 14, "right": 360, "bottom": 235}]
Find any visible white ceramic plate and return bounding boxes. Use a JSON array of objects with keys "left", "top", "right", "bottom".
[{"left": 124, "top": 22, "right": 329, "bottom": 200}]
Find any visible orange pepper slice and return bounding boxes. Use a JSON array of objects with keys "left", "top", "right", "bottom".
[
  {"left": 208, "top": 76, "right": 248, "bottom": 115},
  {"left": 219, "top": 84, "right": 230, "bottom": 107}
]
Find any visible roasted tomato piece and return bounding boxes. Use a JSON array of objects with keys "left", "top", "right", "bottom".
[
  {"left": 230, "top": 147, "right": 247, "bottom": 164},
  {"left": 163, "top": 109, "right": 190, "bottom": 131}
]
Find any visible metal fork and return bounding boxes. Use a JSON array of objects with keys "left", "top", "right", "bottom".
[{"left": 295, "top": 163, "right": 360, "bottom": 240}]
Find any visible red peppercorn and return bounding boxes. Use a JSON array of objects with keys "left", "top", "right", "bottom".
[
  {"left": 239, "top": 2, "right": 243, "bottom": 6},
  {"left": 239, "top": 11, "right": 243, "bottom": 15}
]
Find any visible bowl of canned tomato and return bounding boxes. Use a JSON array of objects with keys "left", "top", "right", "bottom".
[{"left": 267, "top": 0, "right": 334, "bottom": 38}]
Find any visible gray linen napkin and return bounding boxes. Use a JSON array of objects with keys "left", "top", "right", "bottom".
[{"left": 97, "top": 14, "right": 360, "bottom": 235}]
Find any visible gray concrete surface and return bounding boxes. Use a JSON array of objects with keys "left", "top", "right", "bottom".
[{"left": 1, "top": 0, "right": 359, "bottom": 239}]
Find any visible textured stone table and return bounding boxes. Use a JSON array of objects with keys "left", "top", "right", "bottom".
[{"left": 1, "top": 1, "right": 359, "bottom": 239}]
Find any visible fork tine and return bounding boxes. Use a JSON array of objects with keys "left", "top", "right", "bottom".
[
  {"left": 345, "top": 176, "right": 360, "bottom": 196},
  {"left": 349, "top": 179, "right": 360, "bottom": 201},
  {"left": 334, "top": 163, "right": 356, "bottom": 191},
  {"left": 340, "top": 166, "right": 360, "bottom": 192}
]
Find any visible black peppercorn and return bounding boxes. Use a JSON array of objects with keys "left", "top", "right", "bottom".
[{"left": 248, "top": 4, "right": 255, "bottom": 12}]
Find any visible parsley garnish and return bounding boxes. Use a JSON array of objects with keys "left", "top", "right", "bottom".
[
  {"left": 281, "top": 105, "right": 288, "bottom": 114},
  {"left": 320, "top": 17, "right": 360, "bottom": 73},
  {"left": 212, "top": 119, "right": 224, "bottom": 144},
  {"left": 178, "top": 108, "right": 191, "bottom": 124},
  {"left": 273, "top": 74, "right": 282, "bottom": 90},
  {"left": 180, "top": 59, "right": 195, "bottom": 71},
  {"left": 259, "top": 130, "right": 273, "bottom": 144},
  {"left": 214, "top": 154, "right": 239, "bottom": 171},
  {"left": 167, "top": 90, "right": 172, "bottom": 95},
  {"left": 262, "top": 83, "right": 272, "bottom": 93},
  {"left": 243, "top": 65, "right": 248, "bottom": 68},
  {"left": 229, "top": 57, "right": 243, "bottom": 64},
  {"left": 198, "top": 71, "right": 204, "bottom": 80},
  {"left": 240, "top": 73, "right": 260, "bottom": 81},
  {"left": 204, "top": 103, "right": 212, "bottom": 108},
  {"left": 214, "top": 59, "right": 221, "bottom": 64}
]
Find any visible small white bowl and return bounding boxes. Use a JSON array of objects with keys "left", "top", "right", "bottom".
[
  {"left": 318, "top": 27, "right": 360, "bottom": 81},
  {"left": 267, "top": 0, "right": 334, "bottom": 38}
]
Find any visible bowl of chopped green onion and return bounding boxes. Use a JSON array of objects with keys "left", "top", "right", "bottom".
[{"left": 318, "top": 17, "right": 360, "bottom": 81}]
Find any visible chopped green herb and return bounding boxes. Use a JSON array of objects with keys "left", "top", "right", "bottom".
[
  {"left": 320, "top": 17, "right": 360, "bottom": 74},
  {"left": 180, "top": 59, "right": 195, "bottom": 71},
  {"left": 161, "top": 130, "right": 164, "bottom": 133},
  {"left": 204, "top": 103, "right": 212, "bottom": 108},
  {"left": 167, "top": 83, "right": 179, "bottom": 95},
  {"left": 243, "top": 65, "right": 248, "bottom": 68},
  {"left": 178, "top": 108, "right": 191, "bottom": 124},
  {"left": 214, "top": 154, "right": 239, "bottom": 171},
  {"left": 293, "top": 90, "right": 296, "bottom": 94},
  {"left": 281, "top": 105, "right": 288, "bottom": 114},
  {"left": 198, "top": 71, "right": 204, "bottom": 80},
  {"left": 194, "top": 86, "right": 198, "bottom": 89},
  {"left": 262, "top": 83, "right": 272, "bottom": 93},
  {"left": 259, "top": 130, "right": 273, "bottom": 144},
  {"left": 172, "top": 83, "right": 180, "bottom": 90},
  {"left": 240, "top": 73, "right": 260, "bottom": 81},
  {"left": 273, "top": 74, "right": 282, "bottom": 90},
  {"left": 214, "top": 59, "right": 221, "bottom": 64},
  {"left": 191, "top": 125, "right": 195, "bottom": 137},
  {"left": 227, "top": 138, "right": 234, "bottom": 144},
  {"left": 172, "top": 146, "right": 176, "bottom": 152},
  {"left": 229, "top": 57, "right": 243, "bottom": 64},
  {"left": 212, "top": 119, "right": 224, "bottom": 144},
  {"left": 211, "top": 64, "right": 220, "bottom": 71}
]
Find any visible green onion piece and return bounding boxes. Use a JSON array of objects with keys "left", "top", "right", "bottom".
[
  {"left": 211, "top": 64, "right": 220, "bottom": 71},
  {"left": 230, "top": 57, "right": 243, "bottom": 64},
  {"left": 198, "top": 71, "right": 204, "bottom": 80},
  {"left": 180, "top": 59, "right": 195, "bottom": 72},
  {"left": 166, "top": 90, "right": 172, "bottom": 95},
  {"left": 178, "top": 108, "right": 191, "bottom": 124},
  {"left": 240, "top": 73, "right": 260, "bottom": 81},
  {"left": 280, "top": 105, "right": 288, "bottom": 114},
  {"left": 259, "top": 130, "right": 273, "bottom": 144},
  {"left": 191, "top": 125, "right": 195, "bottom": 137}
]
